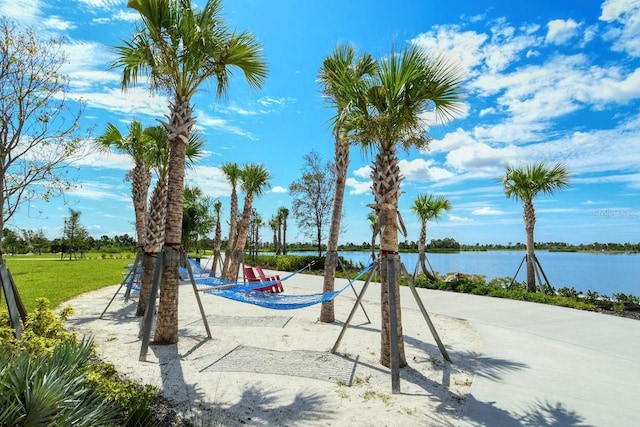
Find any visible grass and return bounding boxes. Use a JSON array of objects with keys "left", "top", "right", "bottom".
[{"left": 4, "top": 254, "right": 133, "bottom": 312}]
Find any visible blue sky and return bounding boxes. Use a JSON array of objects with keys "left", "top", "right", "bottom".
[{"left": 2, "top": 0, "right": 640, "bottom": 246}]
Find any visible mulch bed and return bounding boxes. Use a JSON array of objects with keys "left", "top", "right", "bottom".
[{"left": 598, "top": 303, "right": 640, "bottom": 321}]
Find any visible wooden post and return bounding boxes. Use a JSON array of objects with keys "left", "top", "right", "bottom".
[
  {"left": 386, "top": 253, "right": 401, "bottom": 394},
  {"left": 181, "top": 249, "right": 211, "bottom": 338},
  {"left": 1, "top": 263, "right": 26, "bottom": 339},
  {"left": 331, "top": 260, "right": 378, "bottom": 354},
  {"left": 139, "top": 250, "right": 164, "bottom": 361},
  {"left": 400, "top": 262, "right": 451, "bottom": 362}
]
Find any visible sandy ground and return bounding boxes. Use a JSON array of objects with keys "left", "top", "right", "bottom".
[{"left": 64, "top": 269, "right": 481, "bottom": 426}]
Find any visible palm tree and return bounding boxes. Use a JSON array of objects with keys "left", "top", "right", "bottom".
[
  {"left": 136, "top": 126, "right": 204, "bottom": 317},
  {"left": 277, "top": 206, "right": 289, "bottom": 255},
  {"left": 221, "top": 162, "right": 242, "bottom": 277},
  {"left": 501, "top": 162, "right": 570, "bottom": 293},
  {"left": 114, "top": 0, "right": 267, "bottom": 343},
  {"left": 269, "top": 216, "right": 279, "bottom": 253},
  {"left": 348, "top": 45, "right": 465, "bottom": 368},
  {"left": 95, "top": 121, "right": 153, "bottom": 249},
  {"left": 211, "top": 199, "right": 223, "bottom": 273},
  {"left": 318, "top": 43, "right": 378, "bottom": 323},
  {"left": 411, "top": 194, "right": 451, "bottom": 281},
  {"left": 224, "top": 163, "right": 271, "bottom": 280},
  {"left": 366, "top": 210, "right": 378, "bottom": 262}
]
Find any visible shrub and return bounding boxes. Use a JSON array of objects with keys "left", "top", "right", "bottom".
[
  {"left": 0, "top": 338, "right": 121, "bottom": 426},
  {"left": 0, "top": 298, "right": 160, "bottom": 427},
  {"left": 0, "top": 298, "right": 76, "bottom": 355}
]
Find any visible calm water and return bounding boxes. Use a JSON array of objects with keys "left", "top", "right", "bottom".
[{"left": 282, "top": 251, "right": 640, "bottom": 297}]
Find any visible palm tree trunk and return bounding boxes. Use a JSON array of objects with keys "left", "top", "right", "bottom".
[
  {"left": 418, "top": 224, "right": 437, "bottom": 281},
  {"left": 132, "top": 164, "right": 151, "bottom": 247},
  {"left": 136, "top": 175, "right": 167, "bottom": 317},
  {"left": 154, "top": 95, "right": 193, "bottom": 344},
  {"left": 222, "top": 188, "right": 239, "bottom": 277},
  {"left": 372, "top": 147, "right": 406, "bottom": 368},
  {"left": 524, "top": 201, "right": 537, "bottom": 293},
  {"left": 320, "top": 133, "right": 349, "bottom": 323},
  {"left": 226, "top": 194, "right": 254, "bottom": 281}
]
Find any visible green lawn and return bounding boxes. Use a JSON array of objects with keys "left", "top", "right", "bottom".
[{"left": 3, "top": 255, "right": 135, "bottom": 313}]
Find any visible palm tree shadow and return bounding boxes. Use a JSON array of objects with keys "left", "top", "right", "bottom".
[
  {"left": 151, "top": 336, "right": 336, "bottom": 426},
  {"left": 458, "top": 395, "right": 590, "bottom": 427},
  {"left": 520, "top": 399, "right": 590, "bottom": 426},
  {"left": 212, "top": 387, "right": 336, "bottom": 426}
]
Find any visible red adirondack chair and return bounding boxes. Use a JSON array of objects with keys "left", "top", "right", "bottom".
[
  {"left": 255, "top": 265, "right": 284, "bottom": 293},
  {"left": 243, "top": 266, "right": 279, "bottom": 293}
]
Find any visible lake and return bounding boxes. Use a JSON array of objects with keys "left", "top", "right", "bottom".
[{"left": 279, "top": 250, "right": 640, "bottom": 297}]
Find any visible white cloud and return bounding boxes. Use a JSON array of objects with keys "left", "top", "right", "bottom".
[
  {"left": 479, "top": 107, "right": 496, "bottom": 117},
  {"left": 346, "top": 177, "right": 371, "bottom": 195},
  {"left": 185, "top": 166, "right": 230, "bottom": 198},
  {"left": 43, "top": 16, "right": 75, "bottom": 31},
  {"left": 68, "top": 181, "right": 129, "bottom": 202},
  {"left": 472, "top": 206, "right": 505, "bottom": 216},
  {"left": 0, "top": 0, "right": 41, "bottom": 24},
  {"left": 600, "top": 0, "right": 640, "bottom": 57},
  {"left": 77, "top": 0, "right": 124, "bottom": 8},
  {"left": 399, "top": 158, "right": 454, "bottom": 182},
  {"left": 545, "top": 19, "right": 580, "bottom": 45},
  {"left": 448, "top": 214, "right": 474, "bottom": 223},
  {"left": 196, "top": 110, "right": 258, "bottom": 140},
  {"left": 271, "top": 186, "right": 288, "bottom": 193},
  {"left": 352, "top": 165, "right": 371, "bottom": 179},
  {"left": 411, "top": 24, "right": 488, "bottom": 76}
]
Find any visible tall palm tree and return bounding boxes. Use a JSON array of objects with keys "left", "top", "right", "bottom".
[
  {"left": 95, "top": 121, "right": 153, "bottom": 249},
  {"left": 136, "top": 126, "right": 204, "bottom": 317},
  {"left": 366, "top": 210, "right": 378, "bottom": 262},
  {"left": 225, "top": 163, "right": 271, "bottom": 280},
  {"left": 114, "top": 0, "right": 267, "bottom": 343},
  {"left": 269, "top": 215, "right": 279, "bottom": 253},
  {"left": 501, "top": 162, "right": 570, "bottom": 292},
  {"left": 221, "top": 162, "right": 242, "bottom": 277},
  {"left": 348, "top": 45, "right": 465, "bottom": 368},
  {"left": 211, "top": 199, "right": 223, "bottom": 273},
  {"left": 411, "top": 194, "right": 451, "bottom": 281},
  {"left": 318, "top": 43, "right": 378, "bottom": 323},
  {"left": 277, "top": 206, "right": 289, "bottom": 255}
]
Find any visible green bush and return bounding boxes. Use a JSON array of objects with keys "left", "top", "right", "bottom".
[
  {"left": 0, "top": 338, "right": 121, "bottom": 426},
  {"left": 0, "top": 298, "right": 76, "bottom": 355},
  {"left": 0, "top": 298, "right": 160, "bottom": 427}
]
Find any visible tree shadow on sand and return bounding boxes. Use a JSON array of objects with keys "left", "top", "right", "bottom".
[
  {"left": 458, "top": 395, "right": 590, "bottom": 427},
  {"left": 152, "top": 335, "right": 337, "bottom": 426}
]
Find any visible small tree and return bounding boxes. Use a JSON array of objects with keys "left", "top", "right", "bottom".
[
  {"left": 277, "top": 206, "right": 289, "bottom": 255},
  {"left": 62, "top": 209, "right": 89, "bottom": 260},
  {"left": 501, "top": 162, "right": 570, "bottom": 292},
  {"left": 289, "top": 151, "right": 335, "bottom": 256},
  {"left": 224, "top": 163, "right": 271, "bottom": 280},
  {"left": 0, "top": 19, "right": 87, "bottom": 263},
  {"left": 182, "top": 186, "right": 214, "bottom": 253},
  {"left": 411, "top": 194, "right": 451, "bottom": 281}
]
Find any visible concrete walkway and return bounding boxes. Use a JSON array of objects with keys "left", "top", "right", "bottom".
[{"left": 371, "top": 284, "right": 640, "bottom": 426}]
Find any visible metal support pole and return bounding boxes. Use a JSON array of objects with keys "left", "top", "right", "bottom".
[
  {"left": 181, "top": 250, "right": 212, "bottom": 338},
  {"left": 386, "top": 254, "right": 401, "bottom": 394},
  {"left": 400, "top": 263, "right": 451, "bottom": 362},
  {"left": 331, "top": 261, "right": 378, "bottom": 354},
  {"left": 1, "top": 263, "right": 25, "bottom": 339},
  {"left": 337, "top": 254, "right": 372, "bottom": 324},
  {"left": 509, "top": 255, "right": 527, "bottom": 286},
  {"left": 139, "top": 250, "right": 164, "bottom": 361},
  {"left": 533, "top": 254, "right": 552, "bottom": 293},
  {"left": 100, "top": 248, "right": 143, "bottom": 318}
]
